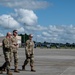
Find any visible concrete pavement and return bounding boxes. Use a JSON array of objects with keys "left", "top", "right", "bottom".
[{"left": 0, "top": 48, "right": 75, "bottom": 75}]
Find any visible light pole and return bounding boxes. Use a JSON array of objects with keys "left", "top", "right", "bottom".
[
  {"left": 7, "top": 16, "right": 10, "bottom": 32},
  {"left": 3, "top": 16, "right": 10, "bottom": 33},
  {"left": 24, "top": 23, "right": 26, "bottom": 43}
]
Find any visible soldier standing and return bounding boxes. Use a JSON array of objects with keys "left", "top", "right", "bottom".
[
  {"left": 0, "top": 32, "right": 12, "bottom": 75},
  {"left": 11, "top": 30, "right": 19, "bottom": 73},
  {"left": 22, "top": 34, "right": 36, "bottom": 72}
]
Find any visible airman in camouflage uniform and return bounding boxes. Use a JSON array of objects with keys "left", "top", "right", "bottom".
[
  {"left": 11, "top": 30, "right": 19, "bottom": 73},
  {"left": 22, "top": 34, "right": 36, "bottom": 72},
  {"left": 0, "top": 32, "right": 12, "bottom": 75}
]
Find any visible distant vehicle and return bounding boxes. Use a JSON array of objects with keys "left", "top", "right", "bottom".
[
  {"left": 46, "top": 44, "right": 51, "bottom": 48},
  {"left": 34, "top": 44, "right": 36, "bottom": 48},
  {"left": 56, "top": 45, "right": 60, "bottom": 48},
  {"left": 40, "top": 43, "right": 46, "bottom": 48},
  {"left": 34, "top": 43, "right": 37, "bottom": 48},
  {"left": 21, "top": 43, "right": 25, "bottom": 47}
]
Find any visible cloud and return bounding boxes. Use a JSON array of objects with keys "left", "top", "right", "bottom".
[
  {"left": 0, "top": 33, "right": 4, "bottom": 36},
  {"left": 39, "top": 25, "right": 75, "bottom": 43},
  {"left": 0, "top": 13, "right": 75, "bottom": 43},
  {"left": 0, "top": 14, "right": 25, "bottom": 33},
  {"left": 24, "top": 24, "right": 47, "bottom": 31},
  {"left": 42, "top": 32, "right": 51, "bottom": 37},
  {"left": 0, "top": 0, "right": 49, "bottom": 10},
  {"left": 0, "top": 14, "right": 20, "bottom": 29},
  {"left": 21, "top": 24, "right": 75, "bottom": 43},
  {"left": 17, "top": 27, "right": 25, "bottom": 33},
  {"left": 36, "top": 25, "right": 47, "bottom": 31},
  {"left": 14, "top": 9, "right": 38, "bottom": 26},
  {"left": 0, "top": 9, "right": 38, "bottom": 33}
]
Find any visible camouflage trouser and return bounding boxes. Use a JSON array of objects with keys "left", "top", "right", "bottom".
[
  {"left": 4, "top": 51, "right": 11, "bottom": 71},
  {"left": 12, "top": 51, "right": 18, "bottom": 68},
  {"left": 9, "top": 50, "right": 13, "bottom": 62},
  {"left": 3, "top": 50, "right": 12, "bottom": 62},
  {"left": 23, "top": 54, "right": 34, "bottom": 67}
]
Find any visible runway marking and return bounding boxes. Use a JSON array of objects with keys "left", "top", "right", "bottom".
[
  {"left": 60, "top": 67, "right": 70, "bottom": 75},
  {"left": 60, "top": 67, "right": 75, "bottom": 75},
  {"left": 35, "top": 55, "right": 75, "bottom": 59}
]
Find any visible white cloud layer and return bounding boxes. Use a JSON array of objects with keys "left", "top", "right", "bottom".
[
  {"left": 0, "top": 14, "right": 25, "bottom": 33},
  {"left": 39, "top": 25, "right": 75, "bottom": 43},
  {"left": 0, "top": 15, "right": 20, "bottom": 29},
  {"left": 0, "top": 0, "right": 49, "bottom": 10},
  {"left": 14, "top": 9, "right": 38, "bottom": 26},
  {"left": 0, "top": 33, "right": 4, "bottom": 36},
  {"left": 0, "top": 13, "right": 75, "bottom": 43}
]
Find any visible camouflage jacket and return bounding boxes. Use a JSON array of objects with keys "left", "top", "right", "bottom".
[
  {"left": 11, "top": 36, "right": 18, "bottom": 51},
  {"left": 25, "top": 40, "right": 34, "bottom": 55},
  {"left": 2, "top": 37, "right": 12, "bottom": 51}
]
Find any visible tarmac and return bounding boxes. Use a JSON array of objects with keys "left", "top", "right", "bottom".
[{"left": 0, "top": 48, "right": 75, "bottom": 75}]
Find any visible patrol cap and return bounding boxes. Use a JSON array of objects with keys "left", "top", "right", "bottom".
[{"left": 29, "top": 34, "right": 33, "bottom": 38}]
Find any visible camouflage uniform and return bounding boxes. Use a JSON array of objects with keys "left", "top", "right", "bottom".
[
  {"left": 22, "top": 39, "right": 35, "bottom": 71},
  {"left": 3, "top": 37, "right": 12, "bottom": 63},
  {"left": 11, "top": 36, "right": 19, "bottom": 72},
  {"left": 1, "top": 37, "right": 12, "bottom": 75}
]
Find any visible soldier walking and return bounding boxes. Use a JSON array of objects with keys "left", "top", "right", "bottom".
[
  {"left": 11, "top": 30, "right": 19, "bottom": 73},
  {"left": 22, "top": 34, "right": 36, "bottom": 72},
  {"left": 0, "top": 32, "right": 12, "bottom": 75}
]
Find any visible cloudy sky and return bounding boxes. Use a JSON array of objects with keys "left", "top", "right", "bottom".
[{"left": 0, "top": 0, "right": 75, "bottom": 43}]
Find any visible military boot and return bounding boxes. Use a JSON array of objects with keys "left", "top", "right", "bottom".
[
  {"left": 14, "top": 66, "right": 20, "bottom": 73},
  {"left": 0, "top": 67, "right": 3, "bottom": 74},
  {"left": 7, "top": 70, "right": 12, "bottom": 75},
  {"left": 22, "top": 65, "right": 25, "bottom": 71},
  {"left": 0, "top": 66, "right": 2, "bottom": 70},
  {"left": 0, "top": 62, "right": 6, "bottom": 71},
  {"left": 0, "top": 71, "right": 3, "bottom": 74},
  {"left": 31, "top": 66, "right": 36, "bottom": 72}
]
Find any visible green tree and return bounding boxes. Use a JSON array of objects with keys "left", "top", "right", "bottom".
[
  {"left": 19, "top": 33, "right": 29, "bottom": 43},
  {"left": 25, "top": 33, "right": 29, "bottom": 43}
]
